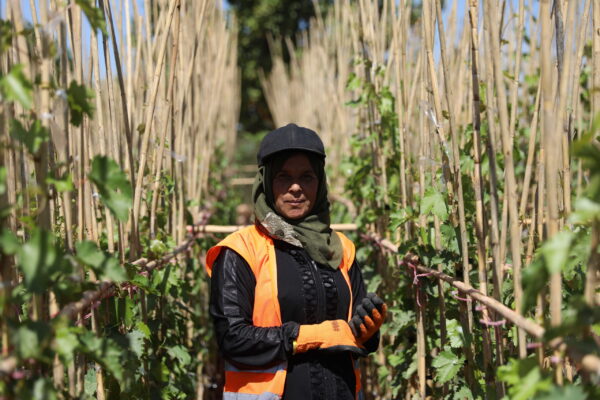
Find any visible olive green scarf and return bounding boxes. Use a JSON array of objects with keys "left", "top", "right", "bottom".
[{"left": 252, "top": 157, "right": 343, "bottom": 270}]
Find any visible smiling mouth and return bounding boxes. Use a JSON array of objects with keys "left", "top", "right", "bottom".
[{"left": 286, "top": 200, "right": 305, "bottom": 205}]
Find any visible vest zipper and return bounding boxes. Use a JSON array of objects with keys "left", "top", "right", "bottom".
[{"left": 304, "top": 253, "right": 326, "bottom": 322}]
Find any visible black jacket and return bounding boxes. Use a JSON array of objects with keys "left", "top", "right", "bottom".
[{"left": 210, "top": 239, "right": 379, "bottom": 400}]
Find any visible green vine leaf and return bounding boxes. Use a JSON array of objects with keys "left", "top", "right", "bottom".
[
  {"left": 0, "top": 64, "right": 33, "bottom": 109},
  {"left": 570, "top": 197, "right": 600, "bottom": 224},
  {"left": 452, "top": 387, "right": 473, "bottom": 400},
  {"left": 535, "top": 385, "right": 588, "bottom": 400},
  {"left": 30, "top": 378, "right": 59, "bottom": 400},
  {"left": 446, "top": 319, "right": 464, "bottom": 349},
  {"left": 127, "top": 329, "right": 146, "bottom": 358},
  {"left": 10, "top": 119, "right": 50, "bottom": 155},
  {"left": 17, "top": 229, "right": 63, "bottom": 293},
  {"left": 541, "top": 230, "right": 573, "bottom": 275},
  {"left": 420, "top": 188, "right": 448, "bottom": 220},
  {"left": 75, "top": 0, "right": 108, "bottom": 36},
  {"left": 46, "top": 173, "right": 74, "bottom": 193},
  {"left": 75, "top": 240, "right": 126, "bottom": 282},
  {"left": 67, "top": 80, "right": 95, "bottom": 126},
  {"left": 0, "top": 166, "right": 6, "bottom": 195},
  {"left": 167, "top": 345, "right": 192, "bottom": 367},
  {"left": 14, "top": 320, "right": 52, "bottom": 361},
  {"left": 0, "top": 227, "right": 19, "bottom": 255},
  {"left": 497, "top": 357, "right": 552, "bottom": 400},
  {"left": 78, "top": 331, "right": 124, "bottom": 382},
  {"left": 0, "top": 19, "right": 13, "bottom": 54},
  {"left": 431, "top": 350, "right": 464, "bottom": 384},
  {"left": 88, "top": 155, "right": 132, "bottom": 222},
  {"left": 84, "top": 368, "right": 97, "bottom": 397},
  {"left": 54, "top": 326, "right": 80, "bottom": 363}
]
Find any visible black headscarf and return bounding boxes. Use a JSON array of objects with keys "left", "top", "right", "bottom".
[{"left": 252, "top": 151, "right": 343, "bottom": 269}]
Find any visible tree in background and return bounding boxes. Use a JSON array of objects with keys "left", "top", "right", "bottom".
[
  {"left": 227, "top": 0, "right": 436, "bottom": 135},
  {"left": 227, "top": 0, "right": 331, "bottom": 134}
]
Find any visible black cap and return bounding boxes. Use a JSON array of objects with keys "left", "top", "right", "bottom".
[{"left": 257, "top": 123, "right": 326, "bottom": 165}]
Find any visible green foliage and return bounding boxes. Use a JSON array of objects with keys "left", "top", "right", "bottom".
[
  {"left": 535, "top": 385, "right": 588, "bottom": 400},
  {"left": 75, "top": 240, "right": 127, "bottom": 282},
  {"left": 54, "top": 325, "right": 80, "bottom": 363},
  {"left": 66, "top": 80, "right": 95, "bottom": 126},
  {"left": 0, "top": 19, "right": 13, "bottom": 54},
  {"left": 0, "top": 166, "right": 6, "bottom": 195},
  {"left": 342, "top": 59, "right": 599, "bottom": 398},
  {"left": 13, "top": 320, "right": 53, "bottom": 361},
  {"left": 0, "top": 15, "right": 216, "bottom": 398},
  {"left": 88, "top": 155, "right": 133, "bottom": 222},
  {"left": 46, "top": 173, "right": 74, "bottom": 193},
  {"left": 0, "top": 64, "right": 33, "bottom": 109},
  {"left": 498, "top": 357, "right": 553, "bottom": 400},
  {"left": 0, "top": 228, "right": 19, "bottom": 254},
  {"left": 75, "top": 0, "right": 108, "bottom": 36},
  {"left": 421, "top": 188, "right": 448, "bottom": 220},
  {"left": 10, "top": 118, "right": 50, "bottom": 155},
  {"left": 431, "top": 350, "right": 464, "bottom": 384},
  {"left": 17, "top": 229, "right": 64, "bottom": 293}
]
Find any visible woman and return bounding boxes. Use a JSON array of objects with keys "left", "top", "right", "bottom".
[{"left": 206, "top": 124, "right": 386, "bottom": 400}]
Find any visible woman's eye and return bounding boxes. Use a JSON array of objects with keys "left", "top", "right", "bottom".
[
  {"left": 301, "top": 175, "right": 315, "bottom": 183},
  {"left": 275, "top": 175, "right": 292, "bottom": 184}
]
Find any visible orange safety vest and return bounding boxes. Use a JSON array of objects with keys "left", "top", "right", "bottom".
[{"left": 206, "top": 225, "right": 364, "bottom": 400}]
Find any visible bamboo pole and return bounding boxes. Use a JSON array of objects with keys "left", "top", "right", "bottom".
[
  {"left": 484, "top": 0, "right": 527, "bottom": 359},
  {"left": 541, "top": 0, "right": 563, "bottom": 384},
  {"left": 466, "top": 0, "right": 494, "bottom": 388},
  {"left": 131, "top": 0, "right": 179, "bottom": 257},
  {"left": 150, "top": 0, "right": 181, "bottom": 238}
]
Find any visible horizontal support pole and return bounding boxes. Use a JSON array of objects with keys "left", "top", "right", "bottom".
[
  {"left": 196, "top": 223, "right": 358, "bottom": 233},
  {"left": 367, "top": 234, "right": 600, "bottom": 376}
]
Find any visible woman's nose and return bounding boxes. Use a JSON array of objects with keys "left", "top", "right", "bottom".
[{"left": 289, "top": 182, "right": 302, "bottom": 192}]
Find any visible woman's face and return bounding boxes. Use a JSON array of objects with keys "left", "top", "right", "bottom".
[{"left": 272, "top": 153, "right": 319, "bottom": 220}]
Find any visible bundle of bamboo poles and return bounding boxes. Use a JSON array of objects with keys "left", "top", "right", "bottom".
[
  {"left": 263, "top": 0, "right": 599, "bottom": 398},
  {"left": 2, "top": 0, "right": 238, "bottom": 253},
  {"left": 1, "top": 0, "right": 238, "bottom": 396}
]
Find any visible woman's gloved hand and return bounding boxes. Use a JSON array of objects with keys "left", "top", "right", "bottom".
[
  {"left": 294, "top": 319, "right": 367, "bottom": 357},
  {"left": 349, "top": 293, "right": 387, "bottom": 344}
]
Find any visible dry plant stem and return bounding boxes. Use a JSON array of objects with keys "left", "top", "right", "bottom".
[
  {"left": 90, "top": 17, "right": 115, "bottom": 253},
  {"left": 594, "top": 0, "right": 600, "bottom": 119},
  {"left": 67, "top": 3, "right": 85, "bottom": 245},
  {"left": 585, "top": 221, "right": 600, "bottom": 306},
  {"left": 132, "top": 0, "right": 179, "bottom": 257},
  {"left": 508, "top": 0, "right": 525, "bottom": 140},
  {"left": 484, "top": 0, "right": 526, "bottom": 359},
  {"left": 434, "top": 213, "right": 449, "bottom": 394},
  {"left": 35, "top": 0, "right": 51, "bottom": 232},
  {"left": 391, "top": 1, "right": 408, "bottom": 232},
  {"left": 150, "top": 0, "right": 181, "bottom": 238},
  {"left": 570, "top": 0, "right": 591, "bottom": 120},
  {"left": 424, "top": 0, "right": 475, "bottom": 387},
  {"left": 103, "top": 0, "right": 134, "bottom": 182},
  {"left": 518, "top": 83, "right": 542, "bottom": 217},
  {"left": 540, "top": 0, "right": 563, "bottom": 384},
  {"left": 482, "top": 57, "right": 503, "bottom": 303},
  {"left": 570, "top": 0, "right": 591, "bottom": 203},
  {"left": 415, "top": 285, "right": 426, "bottom": 399},
  {"left": 101, "top": 0, "right": 137, "bottom": 255},
  {"left": 465, "top": 0, "right": 493, "bottom": 384},
  {"left": 90, "top": 301, "right": 106, "bottom": 399},
  {"left": 559, "top": 0, "right": 579, "bottom": 219}
]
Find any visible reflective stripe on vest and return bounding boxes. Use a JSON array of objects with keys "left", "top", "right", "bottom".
[
  {"left": 206, "top": 225, "right": 361, "bottom": 399},
  {"left": 223, "top": 392, "right": 281, "bottom": 400}
]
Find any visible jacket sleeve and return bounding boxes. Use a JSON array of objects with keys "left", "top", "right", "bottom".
[
  {"left": 209, "top": 248, "right": 300, "bottom": 367},
  {"left": 349, "top": 258, "right": 381, "bottom": 353}
]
